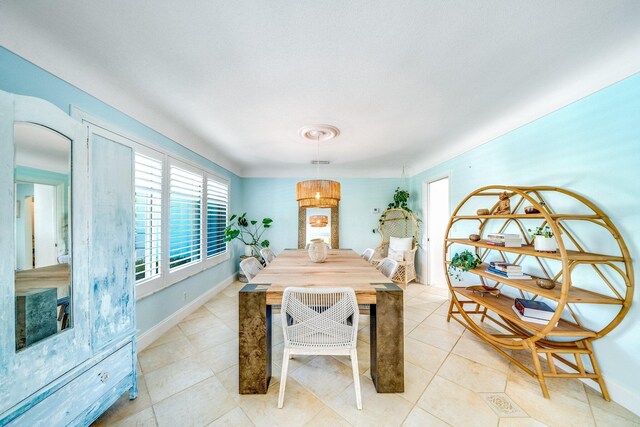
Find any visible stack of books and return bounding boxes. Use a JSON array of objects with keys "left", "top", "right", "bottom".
[
  {"left": 487, "top": 261, "right": 531, "bottom": 280},
  {"left": 511, "top": 298, "right": 558, "bottom": 326},
  {"left": 486, "top": 233, "right": 522, "bottom": 247}
]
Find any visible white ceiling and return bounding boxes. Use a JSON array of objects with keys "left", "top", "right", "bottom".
[{"left": 1, "top": 1, "right": 640, "bottom": 178}]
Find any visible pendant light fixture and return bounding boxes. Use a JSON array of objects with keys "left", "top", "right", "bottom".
[
  {"left": 309, "top": 215, "right": 329, "bottom": 227},
  {"left": 296, "top": 125, "right": 341, "bottom": 208}
]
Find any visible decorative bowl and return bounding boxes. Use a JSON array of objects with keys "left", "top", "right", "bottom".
[
  {"left": 536, "top": 278, "right": 556, "bottom": 290},
  {"left": 477, "top": 209, "right": 490, "bottom": 216},
  {"left": 469, "top": 234, "right": 481, "bottom": 242}
]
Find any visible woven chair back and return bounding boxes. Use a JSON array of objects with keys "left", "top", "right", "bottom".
[
  {"left": 240, "top": 257, "right": 263, "bottom": 281},
  {"left": 281, "top": 287, "right": 359, "bottom": 349}
]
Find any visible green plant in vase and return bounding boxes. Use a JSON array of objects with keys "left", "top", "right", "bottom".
[
  {"left": 448, "top": 250, "right": 482, "bottom": 281},
  {"left": 224, "top": 212, "right": 273, "bottom": 256}
]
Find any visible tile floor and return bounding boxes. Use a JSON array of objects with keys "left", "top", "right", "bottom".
[{"left": 92, "top": 282, "right": 640, "bottom": 427}]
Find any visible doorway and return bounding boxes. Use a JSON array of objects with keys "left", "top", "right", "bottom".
[{"left": 423, "top": 176, "right": 450, "bottom": 287}]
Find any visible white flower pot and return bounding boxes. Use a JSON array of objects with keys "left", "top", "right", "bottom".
[
  {"left": 534, "top": 236, "right": 556, "bottom": 252},
  {"left": 244, "top": 245, "right": 254, "bottom": 257}
]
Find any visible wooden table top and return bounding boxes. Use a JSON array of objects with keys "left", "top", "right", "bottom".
[
  {"left": 15, "top": 263, "right": 70, "bottom": 298},
  {"left": 249, "top": 249, "right": 394, "bottom": 304}
]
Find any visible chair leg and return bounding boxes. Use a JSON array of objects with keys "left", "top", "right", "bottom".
[
  {"left": 278, "top": 349, "right": 290, "bottom": 408},
  {"left": 350, "top": 349, "right": 362, "bottom": 410}
]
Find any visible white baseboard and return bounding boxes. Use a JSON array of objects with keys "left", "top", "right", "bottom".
[{"left": 137, "top": 273, "right": 237, "bottom": 351}]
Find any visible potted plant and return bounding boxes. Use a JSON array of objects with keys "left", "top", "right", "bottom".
[
  {"left": 529, "top": 225, "right": 556, "bottom": 252},
  {"left": 224, "top": 212, "right": 273, "bottom": 256},
  {"left": 388, "top": 187, "right": 412, "bottom": 212},
  {"left": 448, "top": 250, "right": 482, "bottom": 280}
]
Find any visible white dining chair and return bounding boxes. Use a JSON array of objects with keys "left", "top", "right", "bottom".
[
  {"left": 260, "top": 247, "right": 276, "bottom": 265},
  {"left": 278, "top": 287, "right": 361, "bottom": 410},
  {"left": 376, "top": 257, "right": 399, "bottom": 280},
  {"left": 240, "top": 257, "right": 264, "bottom": 282},
  {"left": 360, "top": 248, "right": 375, "bottom": 263}
]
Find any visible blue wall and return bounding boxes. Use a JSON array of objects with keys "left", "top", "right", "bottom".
[
  {"left": 240, "top": 178, "right": 402, "bottom": 254},
  {"left": 410, "top": 73, "right": 640, "bottom": 409},
  {"left": 0, "top": 47, "right": 242, "bottom": 335}
]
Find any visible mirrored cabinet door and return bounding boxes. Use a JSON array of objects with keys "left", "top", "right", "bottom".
[{"left": 14, "top": 122, "right": 72, "bottom": 351}]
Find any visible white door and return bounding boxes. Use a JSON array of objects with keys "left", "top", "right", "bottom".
[
  {"left": 33, "top": 183, "right": 58, "bottom": 267},
  {"left": 425, "top": 177, "right": 449, "bottom": 287}
]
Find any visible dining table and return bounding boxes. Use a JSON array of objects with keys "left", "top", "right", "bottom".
[{"left": 238, "top": 248, "right": 404, "bottom": 394}]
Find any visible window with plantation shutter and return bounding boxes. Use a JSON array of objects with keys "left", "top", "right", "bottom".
[
  {"left": 134, "top": 153, "right": 163, "bottom": 283},
  {"left": 206, "top": 177, "right": 228, "bottom": 258},
  {"left": 169, "top": 164, "right": 202, "bottom": 270}
]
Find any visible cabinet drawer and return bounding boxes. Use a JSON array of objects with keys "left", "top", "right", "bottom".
[{"left": 9, "top": 343, "right": 134, "bottom": 427}]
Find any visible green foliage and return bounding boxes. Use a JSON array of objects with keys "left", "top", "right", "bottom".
[
  {"left": 447, "top": 250, "right": 482, "bottom": 280},
  {"left": 387, "top": 187, "right": 412, "bottom": 212},
  {"left": 528, "top": 225, "right": 553, "bottom": 240},
  {"left": 224, "top": 212, "right": 273, "bottom": 254}
]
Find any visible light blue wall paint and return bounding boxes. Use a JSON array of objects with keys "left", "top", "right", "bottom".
[
  {"left": 0, "top": 47, "right": 241, "bottom": 335},
  {"left": 411, "top": 73, "right": 640, "bottom": 405},
  {"left": 240, "top": 178, "right": 403, "bottom": 255}
]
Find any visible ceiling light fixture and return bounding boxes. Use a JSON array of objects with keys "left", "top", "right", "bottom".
[{"left": 296, "top": 125, "right": 341, "bottom": 208}]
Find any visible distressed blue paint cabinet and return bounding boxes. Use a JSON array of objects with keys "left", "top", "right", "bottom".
[{"left": 0, "top": 90, "right": 137, "bottom": 426}]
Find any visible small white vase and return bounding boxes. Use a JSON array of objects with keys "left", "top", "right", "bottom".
[
  {"left": 534, "top": 236, "right": 556, "bottom": 252},
  {"left": 244, "top": 245, "right": 254, "bottom": 257},
  {"left": 308, "top": 239, "right": 328, "bottom": 263}
]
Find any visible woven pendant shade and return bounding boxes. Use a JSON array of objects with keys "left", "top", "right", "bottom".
[
  {"left": 309, "top": 215, "right": 329, "bottom": 227},
  {"left": 296, "top": 180, "right": 341, "bottom": 208}
]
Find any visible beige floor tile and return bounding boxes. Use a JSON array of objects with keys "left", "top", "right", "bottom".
[
  {"left": 358, "top": 314, "right": 370, "bottom": 329},
  {"left": 404, "top": 284, "right": 429, "bottom": 297},
  {"left": 197, "top": 338, "right": 239, "bottom": 373},
  {"left": 420, "top": 314, "right": 466, "bottom": 335},
  {"left": 403, "top": 318, "right": 420, "bottom": 335},
  {"left": 451, "top": 335, "right": 510, "bottom": 373},
  {"left": 153, "top": 376, "right": 236, "bottom": 427},
  {"left": 408, "top": 322, "right": 461, "bottom": 352},
  {"left": 144, "top": 355, "right": 214, "bottom": 404},
  {"left": 402, "top": 406, "right": 450, "bottom": 426},
  {"left": 144, "top": 326, "right": 186, "bottom": 350},
  {"left": 433, "top": 302, "right": 452, "bottom": 316},
  {"left": 184, "top": 305, "right": 216, "bottom": 321},
  {"left": 238, "top": 378, "right": 327, "bottom": 427},
  {"left": 358, "top": 325, "right": 370, "bottom": 343},
  {"left": 290, "top": 355, "right": 356, "bottom": 402},
  {"left": 397, "top": 361, "right": 435, "bottom": 404},
  {"left": 187, "top": 321, "right": 236, "bottom": 351},
  {"left": 178, "top": 311, "right": 223, "bottom": 336},
  {"left": 110, "top": 407, "right": 157, "bottom": 427},
  {"left": 305, "top": 406, "right": 352, "bottom": 427},
  {"left": 585, "top": 386, "right": 640, "bottom": 426},
  {"left": 92, "top": 377, "right": 152, "bottom": 426},
  {"left": 437, "top": 353, "right": 507, "bottom": 393},
  {"left": 333, "top": 339, "right": 370, "bottom": 374},
  {"left": 499, "top": 418, "right": 550, "bottom": 427},
  {"left": 207, "top": 406, "right": 254, "bottom": 427},
  {"left": 417, "top": 375, "right": 498, "bottom": 427},
  {"left": 327, "top": 376, "right": 414, "bottom": 427},
  {"left": 505, "top": 371, "right": 595, "bottom": 427},
  {"left": 138, "top": 335, "right": 196, "bottom": 374},
  {"left": 405, "top": 337, "right": 449, "bottom": 373},
  {"left": 404, "top": 303, "right": 440, "bottom": 323}
]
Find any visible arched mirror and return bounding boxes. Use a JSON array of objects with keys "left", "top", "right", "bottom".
[{"left": 14, "top": 122, "right": 72, "bottom": 351}]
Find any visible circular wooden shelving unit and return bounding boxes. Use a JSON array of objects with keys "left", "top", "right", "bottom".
[{"left": 443, "top": 185, "right": 633, "bottom": 400}]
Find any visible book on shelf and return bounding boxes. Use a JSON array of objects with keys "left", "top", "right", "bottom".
[
  {"left": 511, "top": 305, "right": 558, "bottom": 326},
  {"left": 489, "top": 261, "right": 522, "bottom": 273},
  {"left": 514, "top": 298, "right": 554, "bottom": 320},
  {"left": 486, "top": 267, "right": 531, "bottom": 279},
  {"left": 486, "top": 239, "right": 522, "bottom": 247},
  {"left": 487, "top": 233, "right": 521, "bottom": 239}
]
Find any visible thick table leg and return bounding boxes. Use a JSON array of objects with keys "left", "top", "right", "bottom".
[
  {"left": 239, "top": 284, "right": 272, "bottom": 394},
  {"left": 370, "top": 284, "right": 404, "bottom": 393}
]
